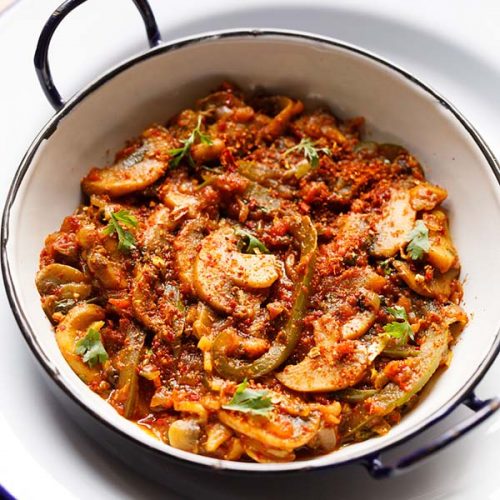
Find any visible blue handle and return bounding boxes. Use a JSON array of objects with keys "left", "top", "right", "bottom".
[
  {"left": 34, "top": 0, "right": 162, "bottom": 111},
  {"left": 363, "top": 392, "right": 500, "bottom": 478}
]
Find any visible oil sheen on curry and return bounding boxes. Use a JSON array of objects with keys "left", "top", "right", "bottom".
[{"left": 36, "top": 83, "right": 467, "bottom": 463}]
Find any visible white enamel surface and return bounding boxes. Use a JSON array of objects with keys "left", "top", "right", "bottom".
[{"left": 2, "top": 0, "right": 498, "bottom": 498}]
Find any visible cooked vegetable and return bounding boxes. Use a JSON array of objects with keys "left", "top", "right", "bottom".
[
  {"left": 169, "top": 115, "right": 213, "bottom": 167},
  {"left": 341, "top": 325, "right": 449, "bottom": 439},
  {"left": 81, "top": 128, "right": 170, "bottom": 197},
  {"left": 372, "top": 188, "right": 416, "bottom": 257},
  {"left": 55, "top": 304, "right": 106, "bottom": 383},
  {"left": 222, "top": 379, "right": 273, "bottom": 416},
  {"left": 212, "top": 215, "right": 317, "bottom": 380},
  {"left": 113, "top": 322, "right": 146, "bottom": 418},
  {"left": 406, "top": 220, "right": 430, "bottom": 260},
  {"left": 37, "top": 84, "right": 466, "bottom": 463},
  {"left": 103, "top": 210, "right": 138, "bottom": 252},
  {"left": 284, "top": 137, "right": 331, "bottom": 169},
  {"left": 383, "top": 306, "right": 414, "bottom": 344},
  {"left": 235, "top": 228, "right": 270, "bottom": 254},
  {"left": 277, "top": 334, "right": 387, "bottom": 392}
]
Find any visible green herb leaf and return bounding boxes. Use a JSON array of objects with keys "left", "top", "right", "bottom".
[
  {"left": 285, "top": 137, "right": 331, "bottom": 169},
  {"left": 104, "top": 209, "right": 138, "bottom": 252},
  {"left": 406, "top": 220, "right": 430, "bottom": 260},
  {"left": 75, "top": 324, "right": 108, "bottom": 368},
  {"left": 169, "top": 115, "right": 213, "bottom": 167},
  {"left": 235, "top": 228, "right": 269, "bottom": 254},
  {"left": 383, "top": 306, "right": 414, "bottom": 344},
  {"left": 380, "top": 258, "right": 394, "bottom": 276},
  {"left": 222, "top": 379, "right": 273, "bottom": 416}
]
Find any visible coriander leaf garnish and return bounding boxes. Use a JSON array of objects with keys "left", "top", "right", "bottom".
[
  {"left": 406, "top": 220, "right": 430, "bottom": 260},
  {"left": 169, "top": 115, "right": 213, "bottom": 168},
  {"left": 235, "top": 228, "right": 269, "bottom": 254},
  {"left": 222, "top": 379, "right": 273, "bottom": 416},
  {"left": 284, "top": 137, "right": 331, "bottom": 169},
  {"left": 380, "top": 258, "right": 394, "bottom": 276},
  {"left": 75, "top": 322, "right": 108, "bottom": 367},
  {"left": 103, "top": 209, "right": 138, "bottom": 252},
  {"left": 383, "top": 306, "right": 414, "bottom": 344}
]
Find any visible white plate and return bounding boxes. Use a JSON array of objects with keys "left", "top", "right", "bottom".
[{"left": 1, "top": 0, "right": 499, "bottom": 498}]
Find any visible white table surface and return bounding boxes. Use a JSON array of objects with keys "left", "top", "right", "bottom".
[{"left": 1, "top": 1, "right": 499, "bottom": 499}]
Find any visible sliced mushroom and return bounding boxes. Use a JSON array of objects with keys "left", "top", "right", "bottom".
[
  {"left": 168, "top": 419, "right": 201, "bottom": 453},
  {"left": 409, "top": 182, "right": 447, "bottom": 212},
  {"left": 219, "top": 404, "right": 320, "bottom": 451},
  {"left": 242, "top": 438, "right": 295, "bottom": 463},
  {"left": 174, "top": 218, "right": 210, "bottom": 294},
  {"left": 131, "top": 263, "right": 185, "bottom": 340},
  {"left": 277, "top": 333, "right": 386, "bottom": 392},
  {"left": 141, "top": 206, "right": 175, "bottom": 251},
  {"left": 256, "top": 96, "right": 304, "bottom": 141},
  {"left": 371, "top": 188, "right": 416, "bottom": 257},
  {"left": 193, "top": 226, "right": 273, "bottom": 317},
  {"left": 86, "top": 248, "right": 127, "bottom": 290},
  {"left": 36, "top": 263, "right": 91, "bottom": 299},
  {"left": 82, "top": 130, "right": 171, "bottom": 197},
  {"left": 55, "top": 303, "right": 106, "bottom": 384},
  {"left": 340, "top": 291, "right": 381, "bottom": 340},
  {"left": 227, "top": 252, "right": 279, "bottom": 289},
  {"left": 191, "top": 138, "right": 225, "bottom": 164},
  {"left": 393, "top": 260, "right": 459, "bottom": 299},
  {"left": 423, "top": 210, "right": 458, "bottom": 273}
]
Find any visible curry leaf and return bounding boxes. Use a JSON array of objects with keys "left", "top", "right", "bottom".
[{"left": 222, "top": 379, "right": 273, "bottom": 416}]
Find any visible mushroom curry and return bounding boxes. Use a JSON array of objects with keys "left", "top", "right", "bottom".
[{"left": 36, "top": 83, "right": 467, "bottom": 463}]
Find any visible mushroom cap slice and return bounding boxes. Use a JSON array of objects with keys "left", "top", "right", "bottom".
[
  {"left": 393, "top": 260, "right": 459, "bottom": 299},
  {"left": 277, "top": 335, "right": 386, "bottom": 393},
  {"left": 371, "top": 188, "right": 416, "bottom": 257},
  {"left": 82, "top": 157, "right": 166, "bottom": 197},
  {"left": 82, "top": 128, "right": 174, "bottom": 197},
  {"left": 131, "top": 263, "right": 184, "bottom": 340},
  {"left": 193, "top": 226, "right": 272, "bottom": 317},
  {"left": 55, "top": 303, "right": 106, "bottom": 384},
  {"left": 218, "top": 404, "right": 320, "bottom": 451},
  {"left": 36, "top": 263, "right": 91, "bottom": 299}
]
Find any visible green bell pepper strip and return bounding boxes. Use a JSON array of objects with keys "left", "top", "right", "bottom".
[
  {"left": 211, "top": 215, "right": 317, "bottom": 380},
  {"left": 382, "top": 345, "right": 420, "bottom": 359},
  {"left": 117, "top": 322, "right": 146, "bottom": 418},
  {"left": 341, "top": 325, "right": 449, "bottom": 439},
  {"left": 334, "top": 388, "right": 379, "bottom": 403}
]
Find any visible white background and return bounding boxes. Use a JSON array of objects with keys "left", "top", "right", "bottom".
[{"left": 0, "top": 1, "right": 499, "bottom": 498}]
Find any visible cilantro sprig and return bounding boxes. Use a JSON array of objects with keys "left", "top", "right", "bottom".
[
  {"left": 222, "top": 379, "right": 274, "bottom": 416},
  {"left": 383, "top": 306, "right": 414, "bottom": 345},
  {"left": 103, "top": 209, "right": 138, "bottom": 252},
  {"left": 406, "top": 220, "right": 430, "bottom": 260},
  {"left": 75, "top": 322, "right": 108, "bottom": 368},
  {"left": 284, "top": 137, "right": 331, "bottom": 169},
  {"left": 169, "top": 115, "right": 213, "bottom": 168},
  {"left": 235, "top": 228, "right": 269, "bottom": 254}
]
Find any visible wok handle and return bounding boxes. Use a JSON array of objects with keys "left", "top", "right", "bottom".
[
  {"left": 34, "top": 0, "right": 162, "bottom": 111},
  {"left": 362, "top": 392, "right": 500, "bottom": 479}
]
